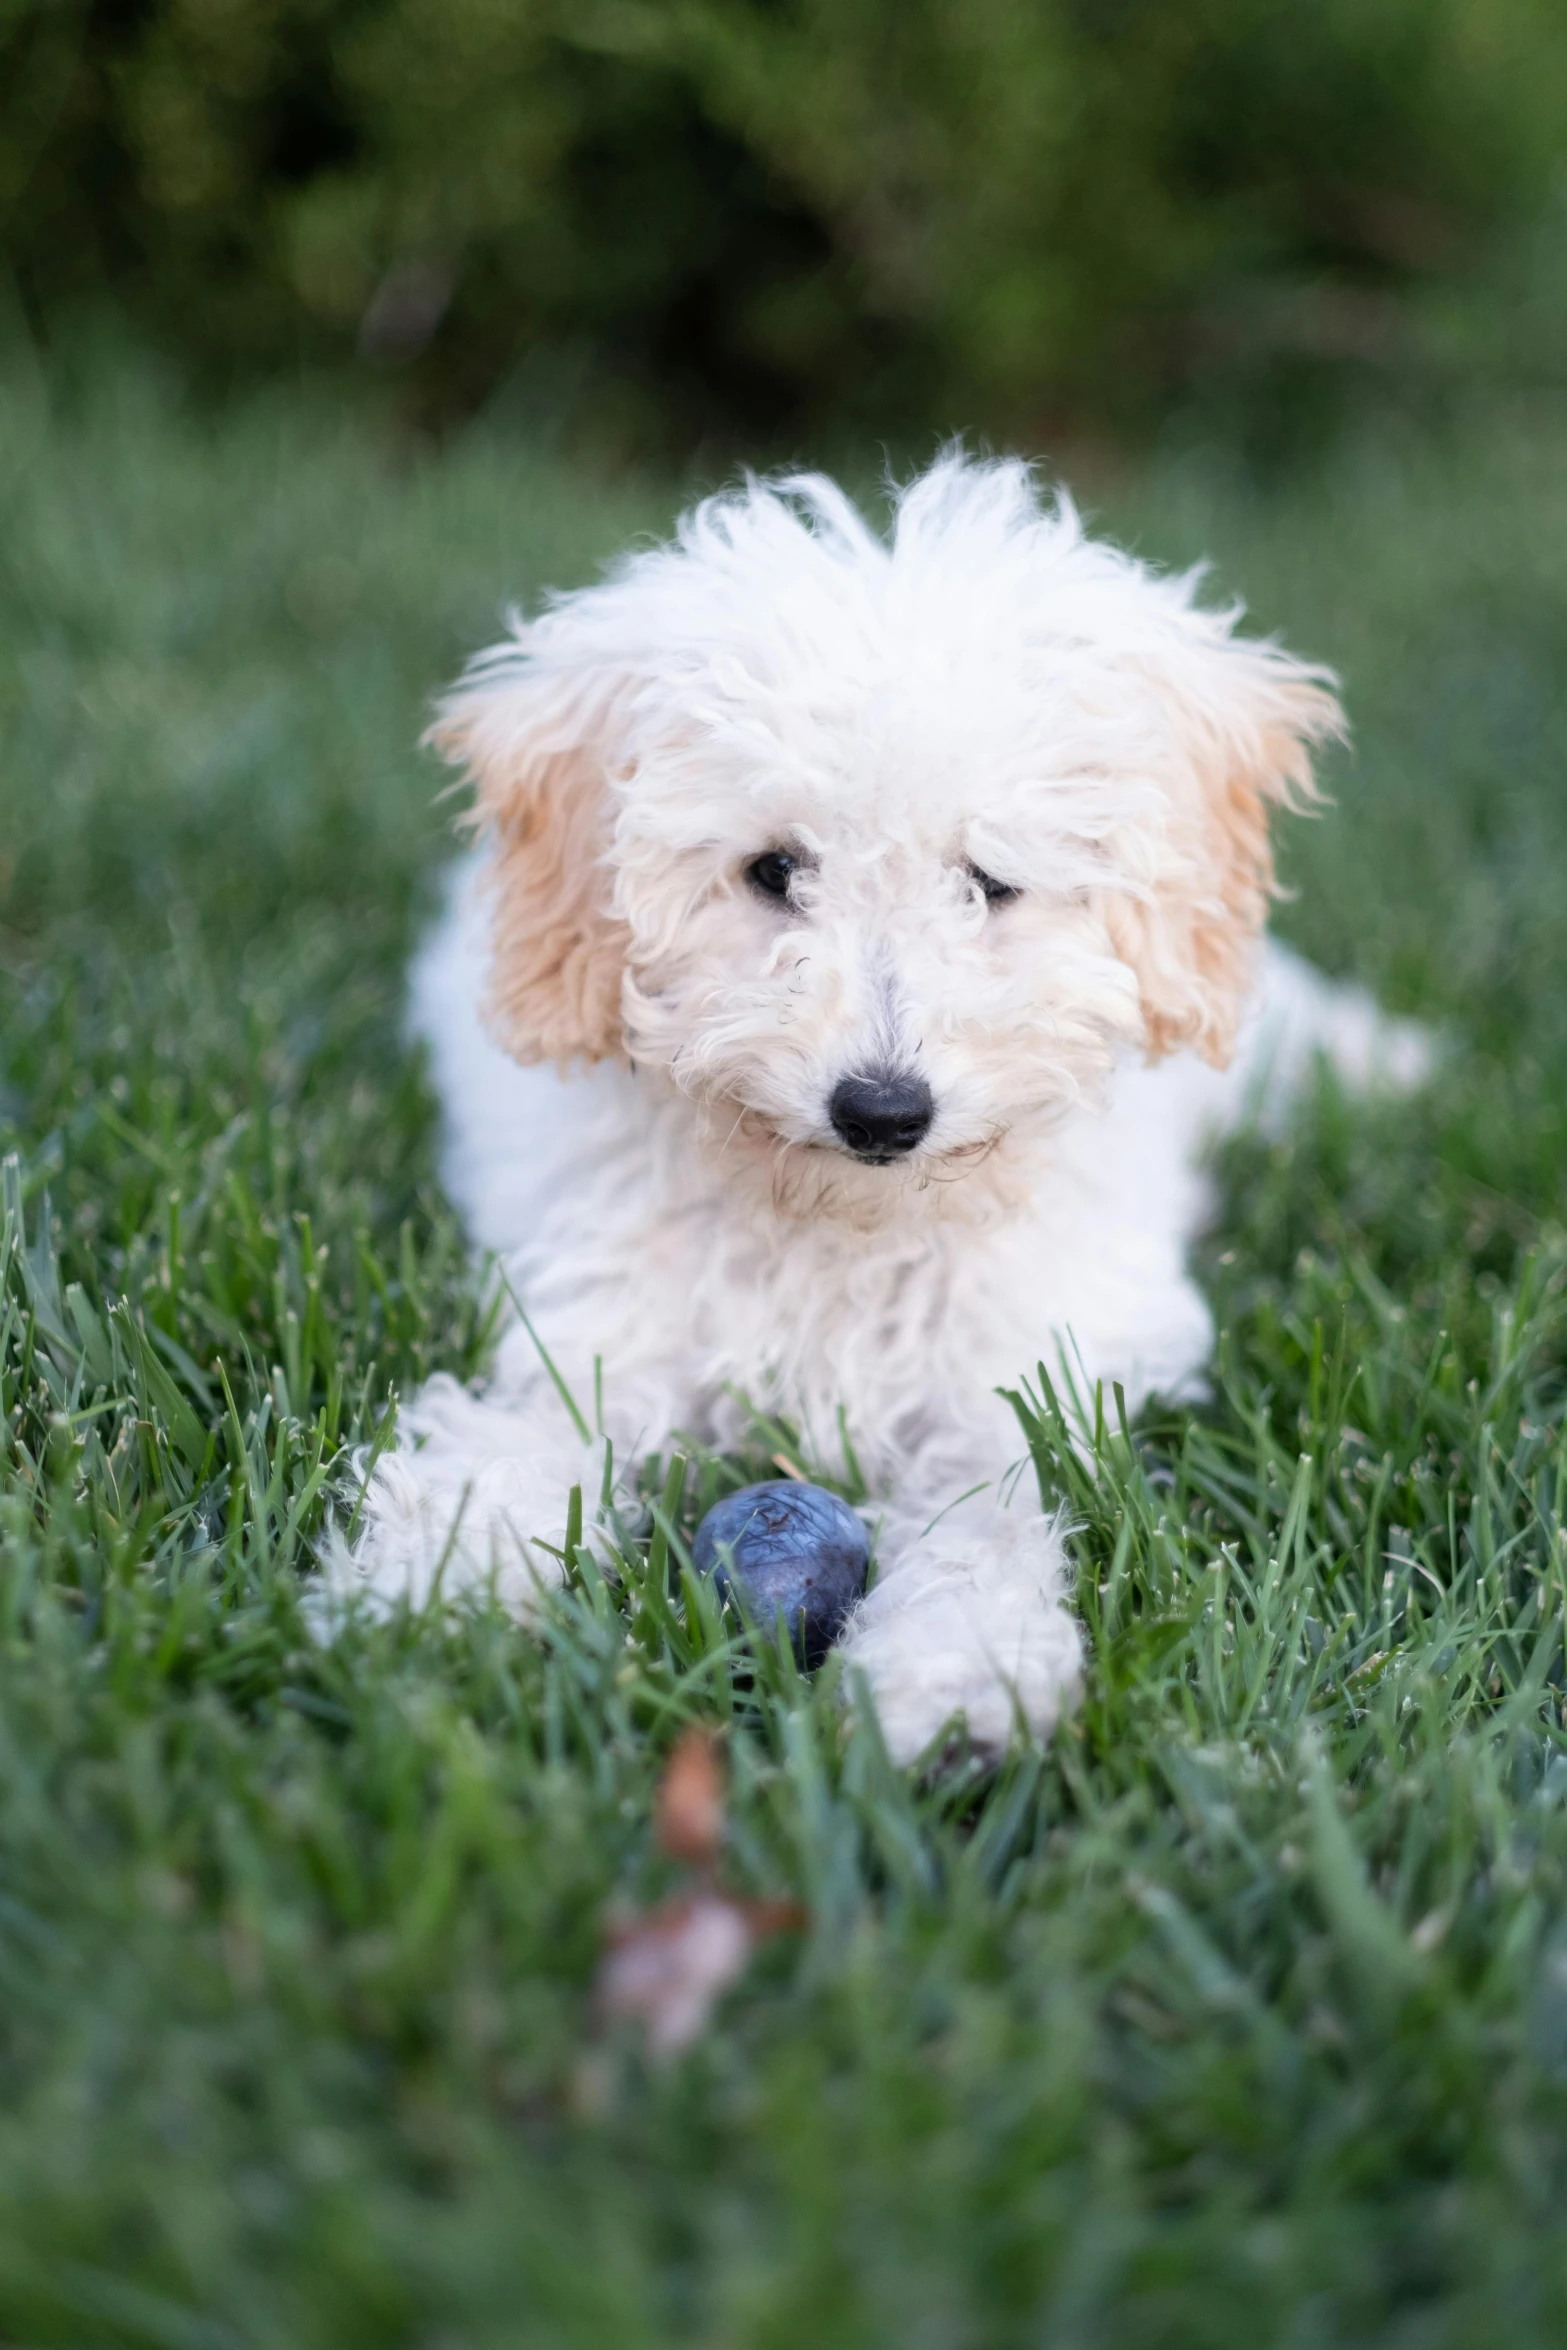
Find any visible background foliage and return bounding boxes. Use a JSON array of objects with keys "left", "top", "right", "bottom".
[{"left": 5, "top": 0, "right": 1567, "bottom": 448}]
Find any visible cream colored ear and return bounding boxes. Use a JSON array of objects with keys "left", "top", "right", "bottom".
[
  {"left": 429, "top": 655, "right": 631, "bottom": 1067},
  {"left": 1106, "top": 635, "right": 1344, "bottom": 1068}
]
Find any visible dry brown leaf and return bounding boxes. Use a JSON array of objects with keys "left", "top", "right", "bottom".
[
  {"left": 595, "top": 1729, "right": 807, "bottom": 2055},
  {"left": 597, "top": 1893, "right": 754, "bottom": 2055},
  {"left": 655, "top": 1726, "right": 726, "bottom": 1867},
  {"left": 597, "top": 1894, "right": 809, "bottom": 2056}
]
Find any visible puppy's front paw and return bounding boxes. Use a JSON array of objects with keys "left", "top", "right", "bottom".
[
  {"left": 322, "top": 1446, "right": 575, "bottom": 1622},
  {"left": 316, "top": 1375, "right": 616, "bottom": 1626},
  {"left": 834, "top": 1537, "right": 1082, "bottom": 1769}
]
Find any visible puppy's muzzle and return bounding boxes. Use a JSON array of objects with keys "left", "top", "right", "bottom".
[{"left": 828, "top": 1070, "right": 934, "bottom": 1163}]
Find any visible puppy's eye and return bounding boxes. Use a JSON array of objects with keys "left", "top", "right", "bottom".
[
  {"left": 747, "top": 851, "right": 798, "bottom": 900},
  {"left": 968, "top": 864, "right": 1020, "bottom": 906}
]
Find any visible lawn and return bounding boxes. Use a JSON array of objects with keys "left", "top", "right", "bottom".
[{"left": 4, "top": 343, "right": 1567, "bottom": 2347}]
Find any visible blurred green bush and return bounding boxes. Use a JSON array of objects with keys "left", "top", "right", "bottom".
[{"left": 4, "top": 0, "right": 1565, "bottom": 447}]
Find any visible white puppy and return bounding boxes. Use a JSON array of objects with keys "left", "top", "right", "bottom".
[{"left": 340, "top": 455, "right": 1423, "bottom": 1764}]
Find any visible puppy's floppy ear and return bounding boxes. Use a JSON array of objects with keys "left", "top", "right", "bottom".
[
  {"left": 429, "top": 642, "right": 633, "bottom": 1067},
  {"left": 1106, "top": 625, "right": 1343, "bottom": 1067}
]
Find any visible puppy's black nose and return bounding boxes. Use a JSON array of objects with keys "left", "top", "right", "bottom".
[{"left": 829, "top": 1070, "right": 934, "bottom": 1161}]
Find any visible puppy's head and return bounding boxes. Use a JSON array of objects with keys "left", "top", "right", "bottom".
[{"left": 435, "top": 457, "right": 1341, "bottom": 1213}]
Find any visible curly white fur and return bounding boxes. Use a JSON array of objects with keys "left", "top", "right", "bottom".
[{"left": 334, "top": 456, "right": 1427, "bottom": 1765}]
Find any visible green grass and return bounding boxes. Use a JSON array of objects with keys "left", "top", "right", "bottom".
[{"left": 4, "top": 343, "right": 1567, "bottom": 2348}]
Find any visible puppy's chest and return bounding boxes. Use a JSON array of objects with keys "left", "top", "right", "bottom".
[
  {"left": 680, "top": 1190, "right": 1110, "bottom": 1411},
  {"left": 522, "top": 1099, "right": 1209, "bottom": 1432}
]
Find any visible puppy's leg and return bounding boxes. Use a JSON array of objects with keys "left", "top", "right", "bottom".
[
  {"left": 1222, "top": 938, "right": 1433, "bottom": 1138},
  {"left": 835, "top": 1487, "right": 1082, "bottom": 1769}
]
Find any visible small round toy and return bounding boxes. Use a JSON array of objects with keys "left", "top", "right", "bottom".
[{"left": 692, "top": 1479, "right": 869, "bottom": 1665}]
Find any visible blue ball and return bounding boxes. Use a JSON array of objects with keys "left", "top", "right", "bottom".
[{"left": 692, "top": 1480, "right": 869, "bottom": 1665}]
